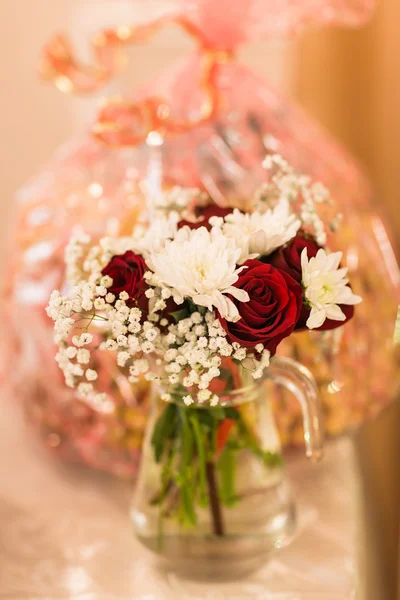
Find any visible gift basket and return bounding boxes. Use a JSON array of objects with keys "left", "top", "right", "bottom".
[{"left": 2, "top": 0, "right": 399, "bottom": 479}]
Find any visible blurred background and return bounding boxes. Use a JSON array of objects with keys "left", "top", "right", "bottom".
[
  {"left": 0, "top": 0, "right": 399, "bottom": 268},
  {"left": 0, "top": 1, "right": 399, "bottom": 597}
]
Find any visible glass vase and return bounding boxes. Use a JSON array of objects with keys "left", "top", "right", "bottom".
[{"left": 131, "top": 357, "right": 323, "bottom": 580}]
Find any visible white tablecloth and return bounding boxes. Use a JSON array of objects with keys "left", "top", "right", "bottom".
[{"left": 0, "top": 397, "right": 358, "bottom": 599}]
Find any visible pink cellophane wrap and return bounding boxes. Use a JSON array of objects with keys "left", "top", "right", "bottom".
[
  {"left": 109, "top": 0, "right": 375, "bottom": 42},
  {"left": 4, "top": 0, "right": 399, "bottom": 478},
  {"left": 3, "top": 140, "right": 152, "bottom": 477}
]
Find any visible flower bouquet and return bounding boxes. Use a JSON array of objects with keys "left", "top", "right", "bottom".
[{"left": 48, "top": 155, "right": 361, "bottom": 578}]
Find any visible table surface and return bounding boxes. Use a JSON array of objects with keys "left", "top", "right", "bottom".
[{"left": 0, "top": 397, "right": 359, "bottom": 600}]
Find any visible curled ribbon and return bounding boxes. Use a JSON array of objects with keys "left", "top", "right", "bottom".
[{"left": 40, "top": 17, "right": 232, "bottom": 146}]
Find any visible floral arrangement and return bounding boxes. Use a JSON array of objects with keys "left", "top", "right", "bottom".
[
  {"left": 47, "top": 155, "right": 361, "bottom": 535},
  {"left": 47, "top": 155, "right": 360, "bottom": 405}
]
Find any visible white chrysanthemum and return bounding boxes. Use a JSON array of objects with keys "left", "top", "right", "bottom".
[
  {"left": 132, "top": 212, "right": 179, "bottom": 256},
  {"left": 222, "top": 201, "right": 300, "bottom": 264},
  {"left": 148, "top": 226, "right": 249, "bottom": 322},
  {"left": 301, "top": 248, "right": 362, "bottom": 329}
]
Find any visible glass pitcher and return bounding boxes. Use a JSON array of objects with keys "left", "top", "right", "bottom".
[{"left": 130, "top": 356, "right": 323, "bottom": 580}]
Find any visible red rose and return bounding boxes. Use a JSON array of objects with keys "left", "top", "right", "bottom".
[
  {"left": 267, "top": 234, "right": 321, "bottom": 283},
  {"left": 267, "top": 235, "right": 354, "bottom": 331},
  {"left": 102, "top": 251, "right": 147, "bottom": 308},
  {"left": 178, "top": 203, "right": 233, "bottom": 231},
  {"left": 218, "top": 259, "right": 303, "bottom": 355}
]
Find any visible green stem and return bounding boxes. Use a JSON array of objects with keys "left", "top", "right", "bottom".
[
  {"left": 218, "top": 444, "right": 237, "bottom": 506},
  {"left": 177, "top": 408, "right": 197, "bottom": 526},
  {"left": 189, "top": 413, "right": 209, "bottom": 507},
  {"left": 205, "top": 461, "right": 225, "bottom": 537}
]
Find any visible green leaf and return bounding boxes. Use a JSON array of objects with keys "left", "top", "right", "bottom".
[
  {"left": 223, "top": 406, "right": 240, "bottom": 420},
  {"left": 196, "top": 410, "right": 215, "bottom": 430},
  {"left": 208, "top": 406, "right": 227, "bottom": 421},
  {"left": 170, "top": 308, "right": 190, "bottom": 323},
  {"left": 179, "top": 484, "right": 197, "bottom": 526},
  {"left": 262, "top": 450, "right": 284, "bottom": 468},
  {"left": 179, "top": 408, "right": 194, "bottom": 468},
  {"left": 189, "top": 413, "right": 209, "bottom": 507},
  {"left": 176, "top": 407, "right": 197, "bottom": 526},
  {"left": 218, "top": 444, "right": 238, "bottom": 507},
  {"left": 151, "top": 403, "right": 178, "bottom": 463}
]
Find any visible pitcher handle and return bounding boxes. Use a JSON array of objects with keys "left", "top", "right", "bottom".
[{"left": 266, "top": 356, "right": 324, "bottom": 462}]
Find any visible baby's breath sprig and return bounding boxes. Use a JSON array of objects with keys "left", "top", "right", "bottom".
[
  {"left": 260, "top": 154, "right": 341, "bottom": 245},
  {"left": 47, "top": 260, "right": 271, "bottom": 409}
]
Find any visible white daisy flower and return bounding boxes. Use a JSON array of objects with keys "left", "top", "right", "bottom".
[
  {"left": 301, "top": 248, "right": 362, "bottom": 329},
  {"left": 222, "top": 200, "right": 300, "bottom": 264},
  {"left": 148, "top": 226, "right": 249, "bottom": 322}
]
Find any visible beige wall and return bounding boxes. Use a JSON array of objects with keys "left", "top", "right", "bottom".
[
  {"left": 0, "top": 3, "right": 77, "bottom": 232},
  {"left": 297, "top": 0, "right": 400, "bottom": 241}
]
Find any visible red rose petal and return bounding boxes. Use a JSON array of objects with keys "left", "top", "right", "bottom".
[{"left": 217, "top": 259, "right": 303, "bottom": 355}]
